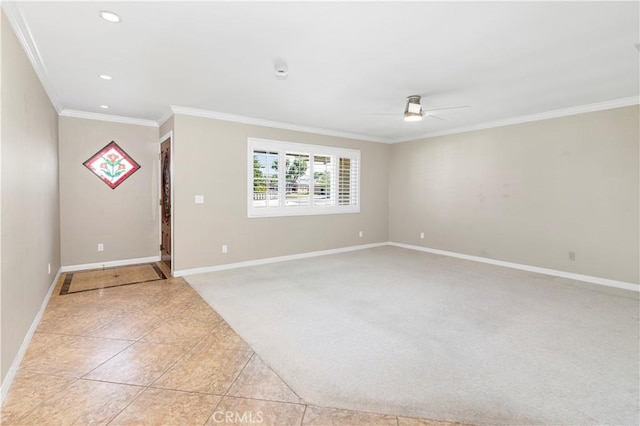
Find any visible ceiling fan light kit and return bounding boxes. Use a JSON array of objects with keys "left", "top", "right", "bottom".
[
  {"left": 401, "top": 95, "right": 470, "bottom": 122},
  {"left": 404, "top": 95, "right": 423, "bottom": 122},
  {"left": 403, "top": 113, "right": 422, "bottom": 122}
]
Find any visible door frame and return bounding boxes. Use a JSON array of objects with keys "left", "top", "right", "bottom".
[{"left": 158, "top": 131, "right": 174, "bottom": 275}]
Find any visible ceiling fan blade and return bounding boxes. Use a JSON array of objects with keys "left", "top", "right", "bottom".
[{"left": 422, "top": 105, "right": 470, "bottom": 113}]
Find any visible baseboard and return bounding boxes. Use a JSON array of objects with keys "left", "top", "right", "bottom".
[
  {"left": 60, "top": 255, "right": 161, "bottom": 273},
  {"left": 0, "top": 268, "right": 61, "bottom": 403},
  {"left": 168, "top": 240, "right": 639, "bottom": 291},
  {"left": 390, "top": 242, "right": 639, "bottom": 292},
  {"left": 173, "top": 242, "right": 388, "bottom": 277}
]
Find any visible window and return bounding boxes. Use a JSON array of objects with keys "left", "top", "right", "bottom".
[{"left": 248, "top": 138, "right": 360, "bottom": 217}]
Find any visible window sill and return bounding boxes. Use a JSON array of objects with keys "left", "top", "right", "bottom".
[{"left": 248, "top": 206, "right": 360, "bottom": 218}]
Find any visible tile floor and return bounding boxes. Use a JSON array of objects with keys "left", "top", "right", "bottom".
[{"left": 1, "top": 264, "right": 466, "bottom": 426}]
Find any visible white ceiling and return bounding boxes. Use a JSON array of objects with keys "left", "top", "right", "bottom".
[{"left": 5, "top": 1, "right": 639, "bottom": 142}]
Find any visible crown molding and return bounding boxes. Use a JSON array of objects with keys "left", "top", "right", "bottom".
[
  {"left": 2, "top": 1, "right": 64, "bottom": 113},
  {"left": 157, "top": 109, "right": 174, "bottom": 128},
  {"left": 60, "top": 109, "right": 159, "bottom": 127},
  {"left": 3, "top": 1, "right": 634, "bottom": 144},
  {"left": 392, "top": 96, "right": 640, "bottom": 143},
  {"left": 170, "top": 105, "right": 392, "bottom": 144}
]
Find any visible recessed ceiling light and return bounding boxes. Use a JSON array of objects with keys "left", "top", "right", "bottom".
[
  {"left": 99, "top": 74, "right": 112, "bottom": 80},
  {"left": 99, "top": 10, "right": 121, "bottom": 23},
  {"left": 100, "top": 105, "right": 109, "bottom": 109}
]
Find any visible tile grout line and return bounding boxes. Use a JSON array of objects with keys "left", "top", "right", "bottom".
[
  {"left": 74, "top": 378, "right": 147, "bottom": 388},
  {"left": 77, "top": 339, "right": 137, "bottom": 381},
  {"left": 200, "top": 326, "right": 242, "bottom": 426},
  {"left": 203, "top": 395, "right": 226, "bottom": 426},
  {"left": 50, "top": 267, "right": 194, "bottom": 421},
  {"left": 33, "top": 330, "right": 140, "bottom": 342},
  {"left": 98, "top": 286, "right": 219, "bottom": 424},
  {"left": 102, "top": 382, "right": 147, "bottom": 426},
  {"left": 187, "top": 300, "right": 315, "bottom": 414},
  {"left": 209, "top": 393, "right": 309, "bottom": 423},
  {"left": 144, "top": 319, "right": 227, "bottom": 392},
  {"left": 300, "top": 404, "right": 308, "bottom": 426},
  {"left": 147, "top": 386, "right": 226, "bottom": 398},
  {"left": 132, "top": 314, "right": 171, "bottom": 343},
  {"left": 254, "top": 352, "right": 306, "bottom": 404},
  {"left": 221, "top": 348, "right": 256, "bottom": 398},
  {"left": 197, "top": 308, "right": 347, "bottom": 418},
  {"left": 196, "top": 299, "right": 309, "bottom": 405},
  {"left": 6, "top": 375, "right": 82, "bottom": 425},
  {"left": 215, "top": 394, "right": 308, "bottom": 407}
]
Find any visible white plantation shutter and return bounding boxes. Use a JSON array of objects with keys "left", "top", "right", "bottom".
[
  {"left": 338, "top": 156, "right": 360, "bottom": 206},
  {"left": 248, "top": 138, "right": 360, "bottom": 217}
]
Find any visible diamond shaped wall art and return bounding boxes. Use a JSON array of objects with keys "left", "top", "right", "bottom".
[{"left": 83, "top": 141, "right": 141, "bottom": 189}]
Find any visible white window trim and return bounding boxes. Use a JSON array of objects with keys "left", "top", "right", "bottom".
[{"left": 248, "top": 137, "right": 361, "bottom": 218}]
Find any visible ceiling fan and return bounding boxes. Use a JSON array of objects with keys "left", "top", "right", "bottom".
[{"left": 402, "top": 95, "right": 469, "bottom": 122}]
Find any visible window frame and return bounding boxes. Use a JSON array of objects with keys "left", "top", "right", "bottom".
[{"left": 247, "top": 138, "right": 361, "bottom": 218}]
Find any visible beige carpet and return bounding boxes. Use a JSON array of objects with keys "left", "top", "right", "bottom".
[{"left": 186, "top": 246, "right": 639, "bottom": 425}]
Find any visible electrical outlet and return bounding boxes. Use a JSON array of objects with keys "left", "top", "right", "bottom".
[
  {"left": 420, "top": 232, "right": 425, "bottom": 239},
  {"left": 98, "top": 243, "right": 104, "bottom": 252},
  {"left": 222, "top": 245, "right": 228, "bottom": 253},
  {"left": 569, "top": 251, "right": 576, "bottom": 261},
  {"left": 359, "top": 231, "right": 363, "bottom": 238}
]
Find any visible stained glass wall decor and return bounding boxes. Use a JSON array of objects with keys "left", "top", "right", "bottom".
[{"left": 83, "top": 141, "right": 141, "bottom": 189}]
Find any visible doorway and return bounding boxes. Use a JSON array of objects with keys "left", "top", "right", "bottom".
[{"left": 160, "top": 134, "right": 172, "bottom": 270}]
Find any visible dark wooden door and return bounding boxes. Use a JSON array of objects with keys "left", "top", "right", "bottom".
[{"left": 160, "top": 138, "right": 172, "bottom": 269}]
